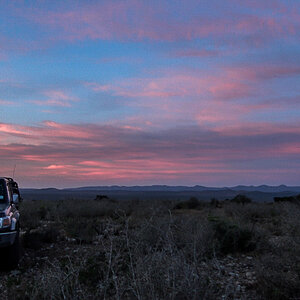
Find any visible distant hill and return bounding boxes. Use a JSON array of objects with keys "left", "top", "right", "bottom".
[
  {"left": 61, "top": 184, "right": 300, "bottom": 193},
  {"left": 63, "top": 185, "right": 226, "bottom": 192},
  {"left": 20, "top": 185, "right": 300, "bottom": 202},
  {"left": 230, "top": 184, "right": 300, "bottom": 193}
]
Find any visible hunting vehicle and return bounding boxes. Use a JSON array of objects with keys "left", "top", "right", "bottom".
[{"left": 0, "top": 177, "right": 22, "bottom": 268}]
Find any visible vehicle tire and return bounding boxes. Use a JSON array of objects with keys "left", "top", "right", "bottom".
[{"left": 6, "top": 230, "right": 20, "bottom": 270}]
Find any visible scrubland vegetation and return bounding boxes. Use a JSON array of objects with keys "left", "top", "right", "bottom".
[{"left": 0, "top": 196, "right": 299, "bottom": 299}]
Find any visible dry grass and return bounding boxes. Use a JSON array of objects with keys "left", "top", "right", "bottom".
[{"left": 1, "top": 197, "right": 299, "bottom": 299}]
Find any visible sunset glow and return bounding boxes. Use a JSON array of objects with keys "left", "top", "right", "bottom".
[{"left": 0, "top": 0, "right": 299, "bottom": 187}]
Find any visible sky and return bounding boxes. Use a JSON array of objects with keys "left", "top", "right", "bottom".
[{"left": 0, "top": 0, "right": 300, "bottom": 188}]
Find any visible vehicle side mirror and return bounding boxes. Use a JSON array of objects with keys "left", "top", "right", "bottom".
[{"left": 12, "top": 194, "right": 20, "bottom": 204}]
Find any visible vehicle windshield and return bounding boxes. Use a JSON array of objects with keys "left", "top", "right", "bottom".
[{"left": 0, "top": 181, "right": 7, "bottom": 204}]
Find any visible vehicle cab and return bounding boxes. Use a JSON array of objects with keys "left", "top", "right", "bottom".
[{"left": 0, "top": 177, "right": 21, "bottom": 268}]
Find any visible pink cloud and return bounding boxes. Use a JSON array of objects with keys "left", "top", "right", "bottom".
[
  {"left": 195, "top": 100, "right": 272, "bottom": 128},
  {"left": 236, "top": 0, "right": 300, "bottom": 21},
  {"left": 83, "top": 61, "right": 300, "bottom": 128},
  {"left": 20, "top": 1, "right": 299, "bottom": 44},
  {"left": 0, "top": 121, "right": 94, "bottom": 143},
  {"left": 44, "top": 164, "right": 69, "bottom": 170},
  {"left": 87, "top": 62, "right": 300, "bottom": 103},
  {"left": 208, "top": 81, "right": 252, "bottom": 100},
  {"left": 21, "top": 155, "right": 51, "bottom": 162},
  {"left": 85, "top": 72, "right": 250, "bottom": 100},
  {"left": 0, "top": 31, "right": 50, "bottom": 55},
  {"left": 227, "top": 65, "right": 300, "bottom": 81},
  {"left": 0, "top": 52, "right": 7, "bottom": 60},
  {"left": 174, "top": 49, "right": 219, "bottom": 57},
  {"left": 214, "top": 122, "right": 300, "bottom": 137},
  {"left": 1, "top": 120, "right": 300, "bottom": 187},
  {"left": 30, "top": 99, "right": 72, "bottom": 107},
  {"left": 278, "top": 143, "right": 300, "bottom": 155},
  {"left": 44, "top": 90, "right": 75, "bottom": 101},
  {"left": 0, "top": 123, "right": 32, "bottom": 137},
  {"left": 28, "top": 90, "right": 78, "bottom": 107},
  {"left": 85, "top": 83, "right": 112, "bottom": 92},
  {"left": 0, "top": 99, "right": 14, "bottom": 105}
]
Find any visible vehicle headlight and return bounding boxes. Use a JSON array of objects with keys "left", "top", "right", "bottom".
[{"left": 0, "top": 217, "right": 11, "bottom": 228}]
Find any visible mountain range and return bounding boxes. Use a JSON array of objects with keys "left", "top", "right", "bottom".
[
  {"left": 20, "top": 184, "right": 300, "bottom": 202},
  {"left": 60, "top": 184, "right": 300, "bottom": 193}
]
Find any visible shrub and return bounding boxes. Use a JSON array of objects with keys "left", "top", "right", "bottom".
[
  {"left": 210, "top": 198, "right": 222, "bottom": 208},
  {"left": 64, "top": 217, "right": 100, "bottom": 243},
  {"left": 7, "top": 197, "right": 299, "bottom": 299},
  {"left": 212, "top": 219, "right": 255, "bottom": 254},
  {"left": 23, "top": 225, "right": 60, "bottom": 249},
  {"left": 256, "top": 254, "right": 300, "bottom": 300},
  {"left": 173, "top": 197, "right": 201, "bottom": 210},
  {"left": 78, "top": 253, "right": 107, "bottom": 287},
  {"left": 38, "top": 206, "right": 48, "bottom": 220},
  {"left": 230, "top": 194, "right": 252, "bottom": 205},
  {"left": 274, "top": 194, "right": 300, "bottom": 203}
]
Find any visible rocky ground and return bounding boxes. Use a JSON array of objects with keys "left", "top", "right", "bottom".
[
  {"left": 0, "top": 236, "right": 259, "bottom": 300},
  {"left": 0, "top": 198, "right": 299, "bottom": 299}
]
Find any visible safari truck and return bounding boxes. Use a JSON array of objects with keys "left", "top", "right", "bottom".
[{"left": 0, "top": 177, "right": 22, "bottom": 268}]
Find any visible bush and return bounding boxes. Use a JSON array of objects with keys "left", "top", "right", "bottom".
[
  {"left": 230, "top": 194, "right": 252, "bottom": 205},
  {"left": 212, "top": 219, "right": 256, "bottom": 254},
  {"left": 23, "top": 225, "right": 60, "bottom": 249},
  {"left": 78, "top": 253, "right": 107, "bottom": 287},
  {"left": 38, "top": 206, "right": 48, "bottom": 220},
  {"left": 256, "top": 254, "right": 300, "bottom": 299},
  {"left": 64, "top": 217, "right": 100, "bottom": 243},
  {"left": 173, "top": 197, "right": 201, "bottom": 210},
  {"left": 274, "top": 194, "right": 300, "bottom": 203},
  {"left": 7, "top": 197, "right": 299, "bottom": 299}
]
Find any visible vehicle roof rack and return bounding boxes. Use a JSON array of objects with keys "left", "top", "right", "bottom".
[
  {"left": 2, "top": 177, "right": 19, "bottom": 188},
  {"left": 3, "top": 177, "right": 15, "bottom": 182}
]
